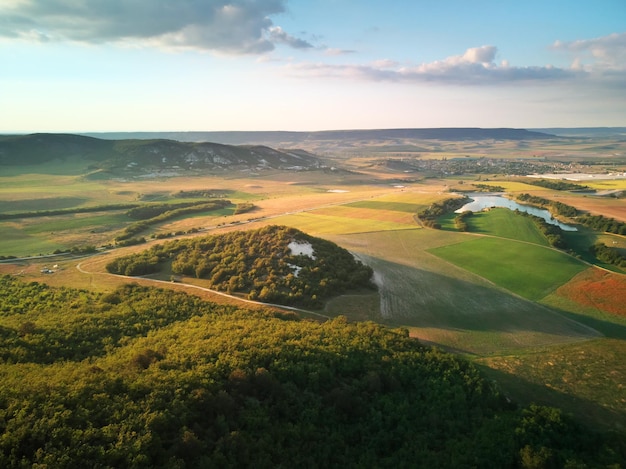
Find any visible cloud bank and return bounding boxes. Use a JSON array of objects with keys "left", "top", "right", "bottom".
[
  {"left": 0, "top": 0, "right": 312, "bottom": 54},
  {"left": 552, "top": 32, "right": 626, "bottom": 70},
  {"left": 286, "top": 45, "right": 576, "bottom": 85},
  {"left": 286, "top": 35, "right": 626, "bottom": 87}
]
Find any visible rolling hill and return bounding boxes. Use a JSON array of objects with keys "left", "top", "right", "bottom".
[{"left": 0, "top": 133, "right": 322, "bottom": 173}]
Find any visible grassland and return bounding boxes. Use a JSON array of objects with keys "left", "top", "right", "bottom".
[{"left": 429, "top": 237, "right": 587, "bottom": 300}]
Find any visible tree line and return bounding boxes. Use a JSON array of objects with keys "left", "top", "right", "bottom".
[
  {"left": 590, "top": 242, "right": 626, "bottom": 269},
  {"left": 516, "top": 193, "right": 580, "bottom": 218},
  {"left": 524, "top": 179, "right": 589, "bottom": 191},
  {"left": 115, "top": 199, "right": 231, "bottom": 243}
]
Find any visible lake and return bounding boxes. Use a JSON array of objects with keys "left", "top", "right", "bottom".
[{"left": 455, "top": 194, "right": 577, "bottom": 231}]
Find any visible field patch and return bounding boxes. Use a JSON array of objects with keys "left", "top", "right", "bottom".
[
  {"left": 343, "top": 200, "right": 422, "bottom": 213},
  {"left": 356, "top": 254, "right": 597, "bottom": 354},
  {"left": 312, "top": 205, "right": 416, "bottom": 225},
  {"left": 552, "top": 268, "right": 626, "bottom": 317},
  {"left": 476, "top": 338, "right": 626, "bottom": 431},
  {"left": 0, "top": 197, "right": 89, "bottom": 213},
  {"left": 463, "top": 208, "right": 549, "bottom": 245},
  {"left": 429, "top": 237, "right": 587, "bottom": 300},
  {"left": 0, "top": 225, "right": 65, "bottom": 256},
  {"left": 325, "top": 229, "right": 598, "bottom": 354},
  {"left": 272, "top": 212, "right": 418, "bottom": 236}
]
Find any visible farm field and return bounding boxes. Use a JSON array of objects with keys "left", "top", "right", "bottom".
[
  {"left": 1, "top": 145, "right": 625, "bottom": 431},
  {"left": 429, "top": 237, "right": 587, "bottom": 301}
]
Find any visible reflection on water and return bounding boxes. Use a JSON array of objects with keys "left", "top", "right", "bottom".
[{"left": 455, "top": 194, "right": 577, "bottom": 231}]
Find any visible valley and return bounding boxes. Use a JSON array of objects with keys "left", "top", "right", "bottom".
[{"left": 1, "top": 129, "right": 626, "bottom": 434}]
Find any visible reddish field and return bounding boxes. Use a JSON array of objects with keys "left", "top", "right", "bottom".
[{"left": 554, "top": 268, "right": 626, "bottom": 316}]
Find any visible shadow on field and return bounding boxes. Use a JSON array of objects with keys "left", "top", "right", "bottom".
[
  {"left": 361, "top": 254, "right": 600, "bottom": 353},
  {"left": 550, "top": 309, "right": 626, "bottom": 341},
  {"left": 475, "top": 364, "right": 626, "bottom": 432}
]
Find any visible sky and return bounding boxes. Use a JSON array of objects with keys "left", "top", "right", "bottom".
[{"left": 1, "top": 0, "right": 625, "bottom": 132}]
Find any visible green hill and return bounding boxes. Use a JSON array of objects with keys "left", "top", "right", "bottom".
[
  {"left": 0, "top": 275, "right": 623, "bottom": 468},
  {"left": 0, "top": 133, "right": 321, "bottom": 173},
  {"left": 106, "top": 225, "right": 375, "bottom": 308}
]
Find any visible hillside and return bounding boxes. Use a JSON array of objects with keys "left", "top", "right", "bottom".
[
  {"left": 82, "top": 127, "right": 556, "bottom": 145},
  {"left": 1, "top": 275, "right": 624, "bottom": 468},
  {"left": 0, "top": 133, "right": 321, "bottom": 173}
]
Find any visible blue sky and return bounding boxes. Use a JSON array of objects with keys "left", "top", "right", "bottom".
[{"left": 1, "top": 0, "right": 624, "bottom": 132}]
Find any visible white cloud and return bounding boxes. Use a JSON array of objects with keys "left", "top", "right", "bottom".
[
  {"left": 461, "top": 45, "right": 497, "bottom": 64},
  {"left": 0, "top": 0, "right": 312, "bottom": 54},
  {"left": 267, "top": 26, "right": 313, "bottom": 49},
  {"left": 323, "top": 48, "right": 357, "bottom": 56},
  {"left": 552, "top": 32, "right": 626, "bottom": 70},
  {"left": 286, "top": 45, "right": 576, "bottom": 85}
]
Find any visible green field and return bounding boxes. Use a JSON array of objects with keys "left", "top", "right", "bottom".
[
  {"left": 429, "top": 237, "right": 587, "bottom": 300},
  {"left": 323, "top": 229, "right": 599, "bottom": 355},
  {"left": 466, "top": 208, "right": 550, "bottom": 245}
]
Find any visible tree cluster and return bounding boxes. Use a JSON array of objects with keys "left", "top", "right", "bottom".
[
  {"left": 107, "top": 225, "right": 375, "bottom": 308},
  {"left": 0, "top": 275, "right": 623, "bottom": 468},
  {"left": 524, "top": 179, "right": 589, "bottom": 191},
  {"left": 454, "top": 211, "right": 473, "bottom": 231},
  {"left": 472, "top": 183, "right": 505, "bottom": 192},
  {"left": 577, "top": 214, "right": 626, "bottom": 235},
  {"left": 0, "top": 203, "right": 140, "bottom": 220},
  {"left": 115, "top": 200, "right": 231, "bottom": 243},
  {"left": 590, "top": 242, "right": 626, "bottom": 268},
  {"left": 516, "top": 194, "right": 580, "bottom": 218},
  {"left": 514, "top": 210, "right": 568, "bottom": 249},
  {"left": 417, "top": 197, "right": 470, "bottom": 229}
]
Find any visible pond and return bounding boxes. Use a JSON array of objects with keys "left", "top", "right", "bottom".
[{"left": 455, "top": 194, "right": 577, "bottom": 231}]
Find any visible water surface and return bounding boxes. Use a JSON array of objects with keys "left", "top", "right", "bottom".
[{"left": 455, "top": 194, "right": 577, "bottom": 231}]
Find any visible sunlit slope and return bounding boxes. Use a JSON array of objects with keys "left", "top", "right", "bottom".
[{"left": 330, "top": 229, "right": 599, "bottom": 355}]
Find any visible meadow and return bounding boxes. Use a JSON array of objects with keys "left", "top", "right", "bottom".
[{"left": 1, "top": 143, "right": 625, "bottom": 431}]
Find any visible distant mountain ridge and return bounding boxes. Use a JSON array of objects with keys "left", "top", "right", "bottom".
[
  {"left": 0, "top": 133, "right": 321, "bottom": 172},
  {"left": 81, "top": 128, "right": 555, "bottom": 145}
]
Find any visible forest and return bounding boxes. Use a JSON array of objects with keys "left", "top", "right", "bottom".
[
  {"left": 106, "top": 225, "right": 375, "bottom": 308},
  {"left": 0, "top": 275, "right": 624, "bottom": 468}
]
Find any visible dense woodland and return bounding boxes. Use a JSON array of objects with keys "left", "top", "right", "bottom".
[
  {"left": 107, "top": 225, "right": 375, "bottom": 308},
  {"left": 0, "top": 275, "right": 624, "bottom": 468}
]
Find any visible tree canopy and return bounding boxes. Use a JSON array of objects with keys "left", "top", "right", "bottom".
[
  {"left": 0, "top": 275, "right": 624, "bottom": 467},
  {"left": 107, "top": 225, "right": 375, "bottom": 308}
]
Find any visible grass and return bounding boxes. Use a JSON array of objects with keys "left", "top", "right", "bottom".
[
  {"left": 0, "top": 225, "right": 66, "bottom": 256},
  {"left": 21, "top": 213, "right": 129, "bottom": 234},
  {"left": 343, "top": 200, "right": 423, "bottom": 213},
  {"left": 0, "top": 197, "right": 90, "bottom": 214},
  {"left": 475, "top": 338, "right": 626, "bottom": 431},
  {"left": 465, "top": 208, "right": 550, "bottom": 245},
  {"left": 429, "top": 237, "right": 587, "bottom": 301},
  {"left": 272, "top": 211, "right": 418, "bottom": 236}
]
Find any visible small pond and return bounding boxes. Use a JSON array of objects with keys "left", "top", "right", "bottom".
[{"left": 455, "top": 194, "right": 577, "bottom": 231}]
